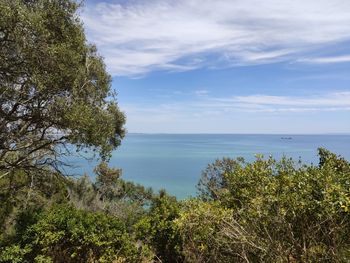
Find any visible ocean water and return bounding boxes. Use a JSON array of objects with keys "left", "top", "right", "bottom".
[{"left": 69, "top": 134, "right": 350, "bottom": 199}]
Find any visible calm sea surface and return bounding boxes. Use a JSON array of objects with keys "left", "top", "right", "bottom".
[{"left": 69, "top": 134, "right": 350, "bottom": 199}]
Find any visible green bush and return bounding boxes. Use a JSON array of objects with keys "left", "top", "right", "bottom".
[
  {"left": 195, "top": 148, "right": 350, "bottom": 262},
  {"left": 0, "top": 204, "right": 150, "bottom": 263},
  {"left": 136, "top": 190, "right": 183, "bottom": 262}
]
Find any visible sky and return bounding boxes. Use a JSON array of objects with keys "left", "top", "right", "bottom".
[{"left": 82, "top": 0, "right": 350, "bottom": 134}]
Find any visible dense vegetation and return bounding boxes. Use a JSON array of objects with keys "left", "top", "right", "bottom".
[
  {"left": 1, "top": 1, "right": 350, "bottom": 262},
  {"left": 1, "top": 149, "right": 350, "bottom": 262}
]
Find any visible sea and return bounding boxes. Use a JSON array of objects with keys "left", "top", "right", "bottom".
[{"left": 68, "top": 134, "right": 350, "bottom": 199}]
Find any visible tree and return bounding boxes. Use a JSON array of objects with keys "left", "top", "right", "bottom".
[
  {"left": 0, "top": 0, "right": 125, "bottom": 177},
  {"left": 94, "top": 162, "right": 122, "bottom": 203}
]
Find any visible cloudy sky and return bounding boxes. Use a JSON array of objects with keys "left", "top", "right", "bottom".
[{"left": 82, "top": 0, "right": 350, "bottom": 134}]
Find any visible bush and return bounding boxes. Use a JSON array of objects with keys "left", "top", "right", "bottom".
[
  {"left": 196, "top": 148, "right": 350, "bottom": 262},
  {"left": 0, "top": 204, "right": 150, "bottom": 263},
  {"left": 136, "top": 190, "right": 183, "bottom": 262}
]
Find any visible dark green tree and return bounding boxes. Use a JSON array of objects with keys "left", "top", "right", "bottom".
[{"left": 0, "top": 0, "right": 125, "bottom": 177}]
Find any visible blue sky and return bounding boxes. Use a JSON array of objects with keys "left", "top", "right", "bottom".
[{"left": 82, "top": 0, "right": 350, "bottom": 134}]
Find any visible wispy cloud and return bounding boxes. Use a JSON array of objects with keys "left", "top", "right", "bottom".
[
  {"left": 121, "top": 91, "right": 350, "bottom": 132},
  {"left": 194, "top": 89, "right": 210, "bottom": 96},
  {"left": 221, "top": 92, "right": 350, "bottom": 109},
  {"left": 123, "top": 91, "right": 350, "bottom": 117},
  {"left": 298, "top": 55, "right": 350, "bottom": 64},
  {"left": 82, "top": 0, "right": 350, "bottom": 76}
]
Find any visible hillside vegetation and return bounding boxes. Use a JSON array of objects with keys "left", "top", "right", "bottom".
[{"left": 1, "top": 149, "right": 350, "bottom": 262}]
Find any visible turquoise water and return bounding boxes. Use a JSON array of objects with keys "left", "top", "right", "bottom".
[{"left": 69, "top": 134, "right": 350, "bottom": 199}]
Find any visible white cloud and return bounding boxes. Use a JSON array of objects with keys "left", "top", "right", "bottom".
[
  {"left": 82, "top": 0, "right": 350, "bottom": 76},
  {"left": 298, "top": 55, "right": 350, "bottom": 64},
  {"left": 222, "top": 92, "right": 350, "bottom": 108}
]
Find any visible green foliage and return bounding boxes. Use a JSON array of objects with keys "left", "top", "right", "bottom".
[
  {"left": 95, "top": 162, "right": 122, "bottom": 202},
  {"left": 195, "top": 148, "right": 350, "bottom": 262},
  {"left": 94, "top": 162, "right": 153, "bottom": 204},
  {"left": 136, "top": 190, "right": 183, "bottom": 262},
  {"left": 198, "top": 157, "right": 241, "bottom": 201},
  {"left": 0, "top": 244, "right": 32, "bottom": 263},
  {"left": 0, "top": 204, "right": 147, "bottom": 263},
  {"left": 1, "top": 148, "right": 350, "bottom": 262},
  {"left": 0, "top": 169, "right": 67, "bottom": 240},
  {"left": 0, "top": 0, "right": 125, "bottom": 176},
  {"left": 0, "top": 165, "right": 156, "bottom": 262},
  {"left": 177, "top": 199, "right": 269, "bottom": 263},
  {"left": 176, "top": 200, "right": 234, "bottom": 262},
  {"left": 67, "top": 163, "right": 153, "bottom": 224}
]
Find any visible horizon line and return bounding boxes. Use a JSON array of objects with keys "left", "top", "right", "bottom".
[{"left": 126, "top": 132, "right": 350, "bottom": 136}]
